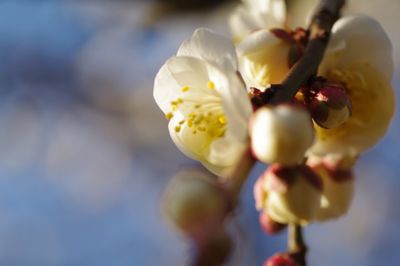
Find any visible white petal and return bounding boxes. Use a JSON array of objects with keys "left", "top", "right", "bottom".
[
  {"left": 245, "top": 0, "right": 286, "bottom": 18},
  {"left": 208, "top": 135, "right": 246, "bottom": 167},
  {"left": 203, "top": 135, "right": 247, "bottom": 176},
  {"left": 154, "top": 56, "right": 209, "bottom": 114},
  {"left": 320, "top": 14, "right": 394, "bottom": 80},
  {"left": 229, "top": 0, "right": 286, "bottom": 40},
  {"left": 177, "top": 28, "right": 238, "bottom": 71},
  {"left": 207, "top": 67, "right": 252, "bottom": 141},
  {"left": 168, "top": 113, "right": 210, "bottom": 161},
  {"left": 236, "top": 29, "right": 281, "bottom": 57},
  {"left": 229, "top": 7, "right": 263, "bottom": 39}
]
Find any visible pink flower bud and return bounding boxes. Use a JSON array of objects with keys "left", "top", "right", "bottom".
[
  {"left": 308, "top": 84, "right": 352, "bottom": 129},
  {"left": 163, "top": 170, "right": 228, "bottom": 244},
  {"left": 264, "top": 253, "right": 299, "bottom": 266},
  {"left": 259, "top": 212, "right": 287, "bottom": 235}
]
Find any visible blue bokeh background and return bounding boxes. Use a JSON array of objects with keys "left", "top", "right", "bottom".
[{"left": 0, "top": 0, "right": 398, "bottom": 265}]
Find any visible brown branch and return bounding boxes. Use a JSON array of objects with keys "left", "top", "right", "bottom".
[
  {"left": 270, "top": 0, "right": 345, "bottom": 104},
  {"left": 288, "top": 224, "right": 307, "bottom": 266}
]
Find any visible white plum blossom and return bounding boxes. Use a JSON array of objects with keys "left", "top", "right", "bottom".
[
  {"left": 229, "top": 0, "right": 286, "bottom": 42},
  {"left": 235, "top": 14, "right": 394, "bottom": 157},
  {"left": 250, "top": 105, "right": 314, "bottom": 166},
  {"left": 237, "top": 29, "right": 291, "bottom": 88},
  {"left": 154, "top": 29, "right": 252, "bottom": 176},
  {"left": 310, "top": 14, "right": 395, "bottom": 157}
]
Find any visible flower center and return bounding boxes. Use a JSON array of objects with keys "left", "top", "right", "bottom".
[
  {"left": 316, "top": 63, "right": 387, "bottom": 143},
  {"left": 165, "top": 81, "right": 228, "bottom": 139}
]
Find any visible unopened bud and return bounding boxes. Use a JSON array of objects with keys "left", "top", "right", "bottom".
[
  {"left": 263, "top": 164, "right": 322, "bottom": 225},
  {"left": 308, "top": 84, "right": 352, "bottom": 129},
  {"left": 264, "top": 253, "right": 299, "bottom": 266},
  {"left": 250, "top": 105, "right": 314, "bottom": 166},
  {"left": 259, "top": 212, "right": 287, "bottom": 235},
  {"left": 163, "top": 170, "right": 228, "bottom": 244}
]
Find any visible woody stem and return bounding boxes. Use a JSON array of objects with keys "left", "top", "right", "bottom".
[
  {"left": 270, "top": 0, "right": 346, "bottom": 104},
  {"left": 288, "top": 224, "right": 307, "bottom": 266}
]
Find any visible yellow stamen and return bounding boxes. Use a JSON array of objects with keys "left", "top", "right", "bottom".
[
  {"left": 165, "top": 112, "right": 173, "bottom": 120},
  {"left": 218, "top": 116, "right": 227, "bottom": 125},
  {"left": 207, "top": 81, "right": 215, "bottom": 90},
  {"left": 181, "top": 86, "right": 190, "bottom": 92},
  {"left": 175, "top": 125, "right": 181, "bottom": 133}
]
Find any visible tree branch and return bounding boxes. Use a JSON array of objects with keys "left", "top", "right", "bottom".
[{"left": 270, "top": 0, "right": 345, "bottom": 104}]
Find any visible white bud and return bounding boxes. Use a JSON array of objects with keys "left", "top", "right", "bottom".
[
  {"left": 263, "top": 164, "right": 322, "bottom": 225},
  {"left": 250, "top": 105, "right": 314, "bottom": 166}
]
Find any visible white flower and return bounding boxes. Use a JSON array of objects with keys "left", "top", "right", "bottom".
[
  {"left": 236, "top": 29, "right": 291, "bottom": 88},
  {"left": 235, "top": 14, "right": 394, "bottom": 156},
  {"left": 154, "top": 29, "right": 252, "bottom": 176},
  {"left": 250, "top": 105, "right": 314, "bottom": 166},
  {"left": 309, "top": 14, "right": 395, "bottom": 157},
  {"left": 229, "top": 0, "right": 286, "bottom": 42}
]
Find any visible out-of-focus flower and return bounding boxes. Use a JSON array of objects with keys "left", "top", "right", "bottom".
[
  {"left": 154, "top": 29, "right": 252, "bottom": 176},
  {"left": 255, "top": 164, "right": 322, "bottom": 225},
  {"left": 163, "top": 169, "right": 228, "bottom": 244},
  {"left": 309, "top": 14, "right": 395, "bottom": 157},
  {"left": 229, "top": 0, "right": 286, "bottom": 42},
  {"left": 308, "top": 155, "right": 355, "bottom": 221},
  {"left": 250, "top": 105, "right": 314, "bottom": 166}
]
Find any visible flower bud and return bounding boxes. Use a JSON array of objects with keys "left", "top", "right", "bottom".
[
  {"left": 259, "top": 212, "right": 287, "bottom": 235},
  {"left": 308, "top": 84, "right": 352, "bottom": 129},
  {"left": 308, "top": 157, "right": 355, "bottom": 221},
  {"left": 163, "top": 170, "right": 228, "bottom": 244},
  {"left": 250, "top": 105, "right": 314, "bottom": 166},
  {"left": 264, "top": 253, "right": 299, "bottom": 266},
  {"left": 263, "top": 164, "right": 322, "bottom": 225}
]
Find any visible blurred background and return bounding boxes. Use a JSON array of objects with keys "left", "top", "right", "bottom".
[{"left": 0, "top": 0, "right": 398, "bottom": 265}]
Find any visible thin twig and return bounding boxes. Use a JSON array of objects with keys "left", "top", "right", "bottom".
[
  {"left": 270, "top": 0, "right": 345, "bottom": 104},
  {"left": 288, "top": 224, "right": 307, "bottom": 266}
]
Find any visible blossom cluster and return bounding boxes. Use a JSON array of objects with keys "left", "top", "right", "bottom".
[{"left": 154, "top": 0, "right": 394, "bottom": 264}]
